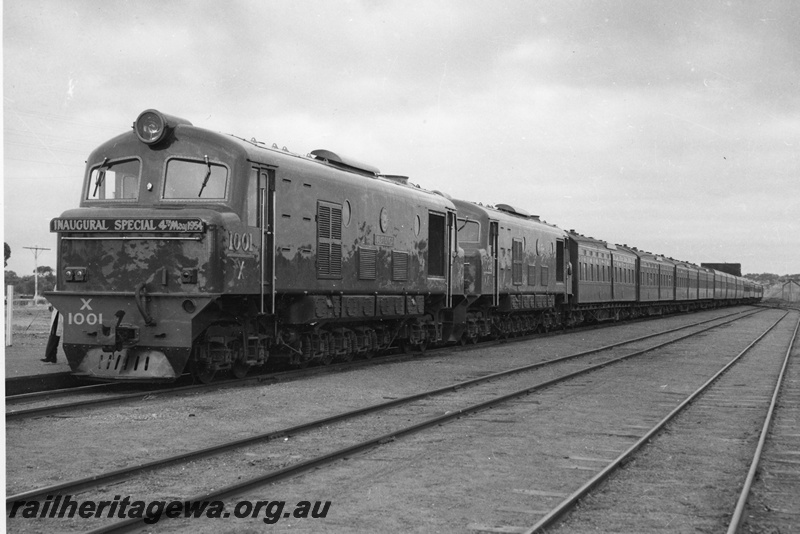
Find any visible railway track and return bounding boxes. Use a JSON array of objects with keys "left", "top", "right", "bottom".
[
  {"left": 729, "top": 313, "right": 800, "bottom": 534},
  {"left": 513, "top": 310, "right": 798, "bottom": 533},
  {"left": 6, "top": 308, "right": 767, "bottom": 532},
  {"left": 5, "top": 372, "right": 83, "bottom": 397},
  {"left": 3, "top": 307, "right": 757, "bottom": 421},
  {"left": 4, "top": 349, "right": 434, "bottom": 421}
]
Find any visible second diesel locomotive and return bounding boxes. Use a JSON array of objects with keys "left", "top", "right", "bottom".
[{"left": 46, "top": 110, "right": 762, "bottom": 382}]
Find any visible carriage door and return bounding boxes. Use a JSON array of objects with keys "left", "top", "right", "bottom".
[
  {"left": 490, "top": 221, "right": 500, "bottom": 306},
  {"left": 248, "top": 166, "right": 276, "bottom": 315}
]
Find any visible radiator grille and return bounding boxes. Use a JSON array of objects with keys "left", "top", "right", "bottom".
[
  {"left": 359, "top": 247, "right": 377, "bottom": 280},
  {"left": 393, "top": 251, "right": 409, "bottom": 281}
]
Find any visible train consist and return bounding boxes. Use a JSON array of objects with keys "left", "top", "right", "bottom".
[{"left": 46, "top": 110, "right": 762, "bottom": 382}]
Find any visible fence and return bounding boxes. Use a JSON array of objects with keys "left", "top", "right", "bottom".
[{"left": 5, "top": 285, "right": 13, "bottom": 346}]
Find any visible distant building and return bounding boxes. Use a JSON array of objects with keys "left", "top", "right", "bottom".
[
  {"left": 701, "top": 263, "right": 742, "bottom": 277},
  {"left": 782, "top": 279, "right": 800, "bottom": 302}
]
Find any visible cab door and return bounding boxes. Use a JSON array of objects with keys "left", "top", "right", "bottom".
[
  {"left": 447, "top": 210, "right": 461, "bottom": 306},
  {"left": 248, "top": 166, "right": 275, "bottom": 315},
  {"left": 490, "top": 221, "right": 500, "bottom": 306}
]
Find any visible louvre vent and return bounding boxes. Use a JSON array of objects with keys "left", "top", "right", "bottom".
[
  {"left": 392, "top": 251, "right": 409, "bottom": 281},
  {"left": 331, "top": 209, "right": 342, "bottom": 240},
  {"left": 318, "top": 243, "right": 331, "bottom": 275},
  {"left": 330, "top": 243, "right": 342, "bottom": 278},
  {"left": 318, "top": 207, "right": 331, "bottom": 239},
  {"left": 317, "top": 202, "right": 343, "bottom": 279},
  {"left": 359, "top": 247, "right": 377, "bottom": 280}
]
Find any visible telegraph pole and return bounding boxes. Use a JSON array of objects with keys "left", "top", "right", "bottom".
[{"left": 23, "top": 245, "right": 51, "bottom": 298}]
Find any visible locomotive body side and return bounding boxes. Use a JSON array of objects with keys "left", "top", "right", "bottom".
[
  {"left": 451, "top": 199, "right": 569, "bottom": 339},
  {"left": 262, "top": 151, "right": 462, "bottom": 354}
]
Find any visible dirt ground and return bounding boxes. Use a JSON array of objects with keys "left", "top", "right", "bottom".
[{"left": 4, "top": 305, "right": 71, "bottom": 377}]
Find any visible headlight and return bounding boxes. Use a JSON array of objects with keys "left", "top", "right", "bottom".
[
  {"left": 135, "top": 109, "right": 168, "bottom": 145},
  {"left": 133, "top": 109, "right": 192, "bottom": 146},
  {"left": 65, "top": 267, "right": 87, "bottom": 283}
]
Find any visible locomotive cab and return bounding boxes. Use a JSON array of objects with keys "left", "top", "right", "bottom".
[{"left": 47, "top": 110, "right": 258, "bottom": 381}]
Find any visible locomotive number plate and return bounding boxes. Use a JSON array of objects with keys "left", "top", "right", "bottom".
[{"left": 374, "top": 234, "right": 395, "bottom": 247}]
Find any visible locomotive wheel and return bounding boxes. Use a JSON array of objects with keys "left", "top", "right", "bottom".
[
  {"left": 289, "top": 337, "right": 311, "bottom": 368},
  {"left": 289, "top": 355, "right": 309, "bottom": 369},
  {"left": 190, "top": 343, "right": 217, "bottom": 384},
  {"left": 193, "top": 362, "right": 216, "bottom": 384},
  {"left": 231, "top": 360, "right": 249, "bottom": 379}
]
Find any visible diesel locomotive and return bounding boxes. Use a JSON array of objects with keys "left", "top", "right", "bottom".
[{"left": 45, "top": 110, "right": 762, "bottom": 382}]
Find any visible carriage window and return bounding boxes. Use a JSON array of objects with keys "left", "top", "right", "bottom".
[
  {"left": 457, "top": 219, "right": 480, "bottom": 243},
  {"left": 163, "top": 158, "right": 228, "bottom": 199},
  {"left": 86, "top": 159, "right": 140, "bottom": 200},
  {"left": 247, "top": 168, "right": 259, "bottom": 226}
]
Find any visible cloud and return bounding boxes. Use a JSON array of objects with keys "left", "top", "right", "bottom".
[{"left": 3, "top": 0, "right": 799, "bottom": 276}]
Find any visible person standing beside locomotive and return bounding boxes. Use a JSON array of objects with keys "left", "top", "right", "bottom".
[{"left": 41, "top": 305, "right": 62, "bottom": 363}]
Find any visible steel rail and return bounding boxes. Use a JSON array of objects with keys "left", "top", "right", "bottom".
[
  {"left": 7, "top": 309, "right": 759, "bottom": 505},
  {"left": 45, "top": 313, "right": 760, "bottom": 532},
  {"left": 726, "top": 313, "right": 800, "bottom": 534},
  {"left": 5, "top": 382, "right": 121, "bottom": 405},
  {"left": 521, "top": 311, "right": 789, "bottom": 534},
  {"left": 5, "top": 372, "right": 78, "bottom": 397}
]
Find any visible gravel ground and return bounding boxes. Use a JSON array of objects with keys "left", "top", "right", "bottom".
[
  {"left": 7, "top": 305, "right": 793, "bottom": 533},
  {"left": 546, "top": 309, "right": 798, "bottom": 534},
  {"left": 4, "top": 305, "right": 71, "bottom": 377}
]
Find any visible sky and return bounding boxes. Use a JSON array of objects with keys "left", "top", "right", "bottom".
[{"left": 3, "top": 0, "right": 799, "bottom": 278}]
